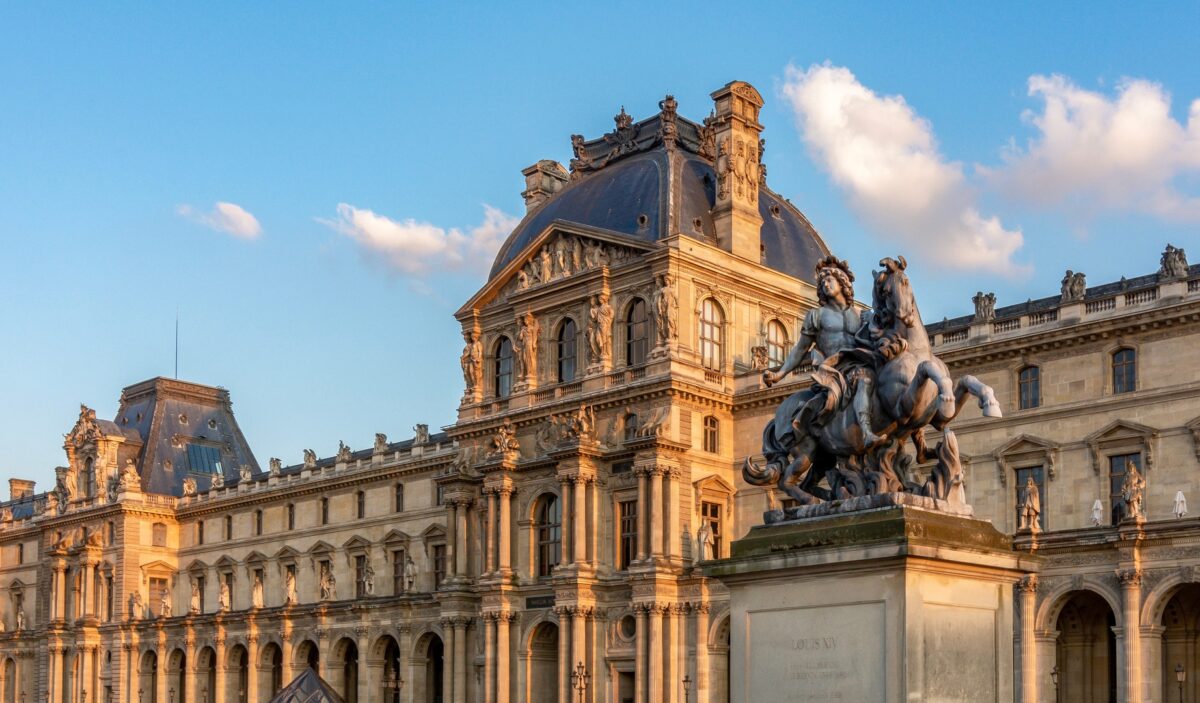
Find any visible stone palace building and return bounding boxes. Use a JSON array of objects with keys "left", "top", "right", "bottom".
[{"left": 1, "top": 80, "right": 1198, "bottom": 703}]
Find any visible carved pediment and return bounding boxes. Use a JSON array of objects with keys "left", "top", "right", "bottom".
[
  {"left": 64, "top": 404, "right": 104, "bottom": 447},
  {"left": 307, "top": 540, "right": 336, "bottom": 557},
  {"left": 181, "top": 559, "right": 207, "bottom": 575},
  {"left": 382, "top": 529, "right": 412, "bottom": 546},
  {"left": 342, "top": 535, "right": 372, "bottom": 552},
  {"left": 272, "top": 546, "right": 301, "bottom": 561},
  {"left": 1085, "top": 419, "right": 1159, "bottom": 474},
  {"left": 458, "top": 223, "right": 653, "bottom": 315},
  {"left": 214, "top": 555, "right": 238, "bottom": 570},
  {"left": 993, "top": 434, "right": 1060, "bottom": 484},
  {"left": 243, "top": 550, "right": 268, "bottom": 565}
]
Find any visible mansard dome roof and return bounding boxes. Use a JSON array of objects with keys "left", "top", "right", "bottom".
[{"left": 489, "top": 103, "right": 830, "bottom": 283}]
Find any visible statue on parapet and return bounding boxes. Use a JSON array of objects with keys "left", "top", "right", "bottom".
[{"left": 744, "top": 254, "right": 1001, "bottom": 515}]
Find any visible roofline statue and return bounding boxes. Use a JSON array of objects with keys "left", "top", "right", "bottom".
[{"left": 744, "top": 254, "right": 1002, "bottom": 519}]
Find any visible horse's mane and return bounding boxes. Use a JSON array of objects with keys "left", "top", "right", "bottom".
[{"left": 871, "top": 256, "right": 925, "bottom": 358}]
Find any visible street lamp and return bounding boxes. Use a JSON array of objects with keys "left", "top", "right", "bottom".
[
  {"left": 385, "top": 670, "right": 406, "bottom": 702},
  {"left": 169, "top": 687, "right": 175, "bottom": 703},
  {"left": 137, "top": 688, "right": 144, "bottom": 703},
  {"left": 1050, "top": 665, "right": 1059, "bottom": 703},
  {"left": 1177, "top": 663, "right": 1186, "bottom": 703},
  {"left": 682, "top": 674, "right": 693, "bottom": 703},
  {"left": 570, "top": 661, "right": 590, "bottom": 703}
]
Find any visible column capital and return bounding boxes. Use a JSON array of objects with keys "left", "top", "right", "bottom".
[
  {"left": 1016, "top": 575, "right": 1039, "bottom": 593},
  {"left": 691, "top": 601, "right": 711, "bottom": 615},
  {"left": 1116, "top": 567, "right": 1143, "bottom": 587}
]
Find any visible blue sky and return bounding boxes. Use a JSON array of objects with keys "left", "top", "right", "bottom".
[{"left": 2, "top": 2, "right": 1198, "bottom": 489}]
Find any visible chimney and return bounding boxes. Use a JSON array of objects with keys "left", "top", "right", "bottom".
[
  {"left": 709, "top": 81, "right": 765, "bottom": 262},
  {"left": 521, "top": 160, "right": 570, "bottom": 211},
  {"left": 9, "top": 478, "right": 35, "bottom": 501}
]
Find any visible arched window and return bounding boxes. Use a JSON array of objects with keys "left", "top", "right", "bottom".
[
  {"left": 766, "top": 320, "right": 788, "bottom": 366},
  {"left": 1018, "top": 366, "right": 1041, "bottom": 409},
  {"left": 494, "top": 337, "right": 513, "bottom": 398},
  {"left": 557, "top": 319, "right": 578, "bottom": 383},
  {"left": 699, "top": 299, "right": 723, "bottom": 370},
  {"left": 535, "top": 495, "right": 562, "bottom": 577},
  {"left": 626, "top": 298, "right": 648, "bottom": 366},
  {"left": 703, "top": 415, "right": 720, "bottom": 453},
  {"left": 1112, "top": 348, "right": 1136, "bottom": 394}
]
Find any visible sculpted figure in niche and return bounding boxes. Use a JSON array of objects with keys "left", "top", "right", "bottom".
[
  {"left": 252, "top": 572, "right": 264, "bottom": 608},
  {"left": 539, "top": 247, "right": 552, "bottom": 283},
  {"left": 364, "top": 560, "right": 376, "bottom": 596},
  {"left": 515, "top": 312, "right": 539, "bottom": 382},
  {"left": 553, "top": 236, "right": 570, "bottom": 277},
  {"left": 131, "top": 590, "right": 144, "bottom": 620},
  {"left": 1121, "top": 460, "right": 1146, "bottom": 522},
  {"left": 219, "top": 580, "right": 231, "bottom": 610},
  {"left": 587, "top": 293, "right": 614, "bottom": 363},
  {"left": 189, "top": 580, "right": 201, "bottom": 614},
  {"left": 1175, "top": 490, "right": 1188, "bottom": 519},
  {"left": 460, "top": 329, "right": 483, "bottom": 397},
  {"left": 571, "top": 237, "right": 583, "bottom": 272},
  {"left": 320, "top": 563, "right": 337, "bottom": 601},
  {"left": 285, "top": 569, "right": 298, "bottom": 605},
  {"left": 1091, "top": 499, "right": 1104, "bottom": 526},
  {"left": 1017, "top": 476, "right": 1041, "bottom": 532},
  {"left": 404, "top": 556, "right": 418, "bottom": 592},
  {"left": 652, "top": 273, "right": 678, "bottom": 346},
  {"left": 159, "top": 585, "right": 171, "bottom": 618},
  {"left": 15, "top": 608, "right": 24, "bottom": 630},
  {"left": 695, "top": 521, "right": 714, "bottom": 564}
]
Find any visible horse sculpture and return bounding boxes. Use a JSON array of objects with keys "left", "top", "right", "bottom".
[{"left": 744, "top": 256, "right": 1001, "bottom": 513}]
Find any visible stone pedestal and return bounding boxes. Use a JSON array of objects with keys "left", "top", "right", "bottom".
[{"left": 704, "top": 502, "right": 1032, "bottom": 703}]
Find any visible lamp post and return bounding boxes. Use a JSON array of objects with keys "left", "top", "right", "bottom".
[
  {"left": 385, "top": 670, "right": 406, "bottom": 702},
  {"left": 570, "top": 661, "right": 590, "bottom": 703},
  {"left": 682, "top": 674, "right": 692, "bottom": 703},
  {"left": 169, "top": 687, "right": 175, "bottom": 703},
  {"left": 138, "top": 688, "right": 144, "bottom": 703},
  {"left": 1176, "top": 662, "right": 1186, "bottom": 703},
  {"left": 1050, "top": 665, "right": 1059, "bottom": 703}
]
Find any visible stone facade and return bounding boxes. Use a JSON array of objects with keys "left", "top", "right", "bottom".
[{"left": 1, "top": 80, "right": 1198, "bottom": 703}]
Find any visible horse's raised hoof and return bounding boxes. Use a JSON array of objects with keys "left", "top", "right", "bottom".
[
  {"left": 939, "top": 393, "right": 956, "bottom": 416},
  {"left": 979, "top": 393, "right": 1003, "bottom": 418}
]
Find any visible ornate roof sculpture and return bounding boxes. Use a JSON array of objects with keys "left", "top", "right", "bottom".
[{"left": 488, "top": 82, "right": 831, "bottom": 284}]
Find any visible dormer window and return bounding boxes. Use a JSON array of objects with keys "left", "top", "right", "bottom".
[{"left": 494, "top": 336, "right": 514, "bottom": 398}]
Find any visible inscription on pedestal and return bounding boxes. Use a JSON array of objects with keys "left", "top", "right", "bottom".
[
  {"left": 746, "top": 601, "right": 885, "bottom": 702},
  {"left": 923, "top": 604, "right": 997, "bottom": 702}
]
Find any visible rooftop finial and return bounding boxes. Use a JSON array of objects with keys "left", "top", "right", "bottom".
[{"left": 615, "top": 106, "right": 632, "bottom": 130}]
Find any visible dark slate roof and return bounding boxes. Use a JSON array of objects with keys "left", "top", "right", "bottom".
[
  {"left": 272, "top": 431, "right": 451, "bottom": 478},
  {"left": 925, "top": 263, "right": 1200, "bottom": 334},
  {"left": 269, "top": 668, "right": 344, "bottom": 703},
  {"left": 489, "top": 110, "right": 829, "bottom": 284}
]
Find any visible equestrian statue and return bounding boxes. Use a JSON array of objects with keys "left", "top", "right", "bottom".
[{"left": 743, "top": 255, "right": 1001, "bottom": 517}]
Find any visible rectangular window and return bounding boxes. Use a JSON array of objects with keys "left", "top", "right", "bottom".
[
  {"left": 186, "top": 443, "right": 223, "bottom": 474},
  {"left": 321, "top": 498, "right": 329, "bottom": 525},
  {"left": 1018, "top": 367, "right": 1041, "bottom": 410},
  {"left": 222, "top": 572, "right": 234, "bottom": 608},
  {"left": 196, "top": 575, "right": 206, "bottom": 613},
  {"left": 1113, "top": 349, "right": 1137, "bottom": 394},
  {"left": 618, "top": 500, "right": 638, "bottom": 570},
  {"left": 436, "top": 484, "right": 445, "bottom": 506},
  {"left": 1109, "top": 453, "right": 1142, "bottom": 524},
  {"left": 197, "top": 520, "right": 205, "bottom": 546},
  {"left": 392, "top": 549, "right": 406, "bottom": 594},
  {"left": 395, "top": 484, "right": 405, "bottom": 513},
  {"left": 255, "top": 510, "right": 263, "bottom": 536},
  {"left": 148, "top": 577, "right": 167, "bottom": 617},
  {"left": 702, "top": 501, "right": 723, "bottom": 558},
  {"left": 287, "top": 504, "right": 295, "bottom": 530},
  {"left": 432, "top": 545, "right": 447, "bottom": 589},
  {"left": 16, "top": 543, "right": 23, "bottom": 564},
  {"left": 224, "top": 515, "right": 233, "bottom": 540},
  {"left": 1014, "top": 465, "right": 1045, "bottom": 530},
  {"left": 105, "top": 575, "right": 114, "bottom": 621},
  {"left": 356, "top": 491, "right": 365, "bottom": 519},
  {"left": 355, "top": 555, "right": 368, "bottom": 598}
]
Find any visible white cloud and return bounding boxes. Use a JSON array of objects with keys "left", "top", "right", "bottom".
[
  {"left": 781, "top": 63, "right": 1025, "bottom": 276},
  {"left": 177, "top": 201, "right": 262, "bottom": 239},
  {"left": 993, "top": 75, "right": 1200, "bottom": 220},
  {"left": 322, "top": 203, "right": 519, "bottom": 276}
]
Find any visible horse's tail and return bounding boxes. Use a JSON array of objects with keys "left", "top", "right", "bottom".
[{"left": 742, "top": 455, "right": 780, "bottom": 486}]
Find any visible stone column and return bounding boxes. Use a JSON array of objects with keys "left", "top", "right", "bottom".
[
  {"left": 80, "top": 645, "right": 94, "bottom": 703},
  {"left": 486, "top": 491, "right": 497, "bottom": 575},
  {"left": 398, "top": 626, "right": 412, "bottom": 703},
  {"left": 648, "top": 605, "right": 665, "bottom": 703},
  {"left": 83, "top": 562, "right": 95, "bottom": 618},
  {"left": 184, "top": 631, "right": 198, "bottom": 703},
  {"left": 559, "top": 478, "right": 573, "bottom": 566},
  {"left": 573, "top": 479, "right": 587, "bottom": 566},
  {"left": 442, "top": 620, "right": 455, "bottom": 703},
  {"left": 483, "top": 614, "right": 496, "bottom": 703},
  {"left": 636, "top": 471, "right": 649, "bottom": 562},
  {"left": 1118, "top": 568, "right": 1142, "bottom": 703},
  {"left": 634, "top": 606, "right": 647, "bottom": 703},
  {"left": 446, "top": 502, "right": 458, "bottom": 580},
  {"left": 52, "top": 562, "right": 66, "bottom": 622},
  {"left": 573, "top": 607, "right": 588, "bottom": 692},
  {"left": 47, "top": 644, "right": 59, "bottom": 703},
  {"left": 455, "top": 502, "right": 469, "bottom": 578},
  {"left": 158, "top": 629, "right": 170, "bottom": 703},
  {"left": 1142, "top": 625, "right": 1165, "bottom": 703},
  {"left": 498, "top": 488, "right": 513, "bottom": 575},
  {"left": 246, "top": 632, "right": 260, "bottom": 703},
  {"left": 557, "top": 607, "right": 572, "bottom": 703},
  {"left": 667, "top": 604, "right": 680, "bottom": 703},
  {"left": 649, "top": 471, "right": 664, "bottom": 559},
  {"left": 665, "top": 470, "right": 679, "bottom": 560},
  {"left": 496, "top": 614, "right": 512, "bottom": 703},
  {"left": 1017, "top": 576, "right": 1038, "bottom": 703},
  {"left": 1033, "top": 629, "right": 1058, "bottom": 703},
  {"left": 693, "top": 603, "right": 710, "bottom": 703},
  {"left": 213, "top": 635, "right": 226, "bottom": 703},
  {"left": 453, "top": 618, "right": 467, "bottom": 703}
]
